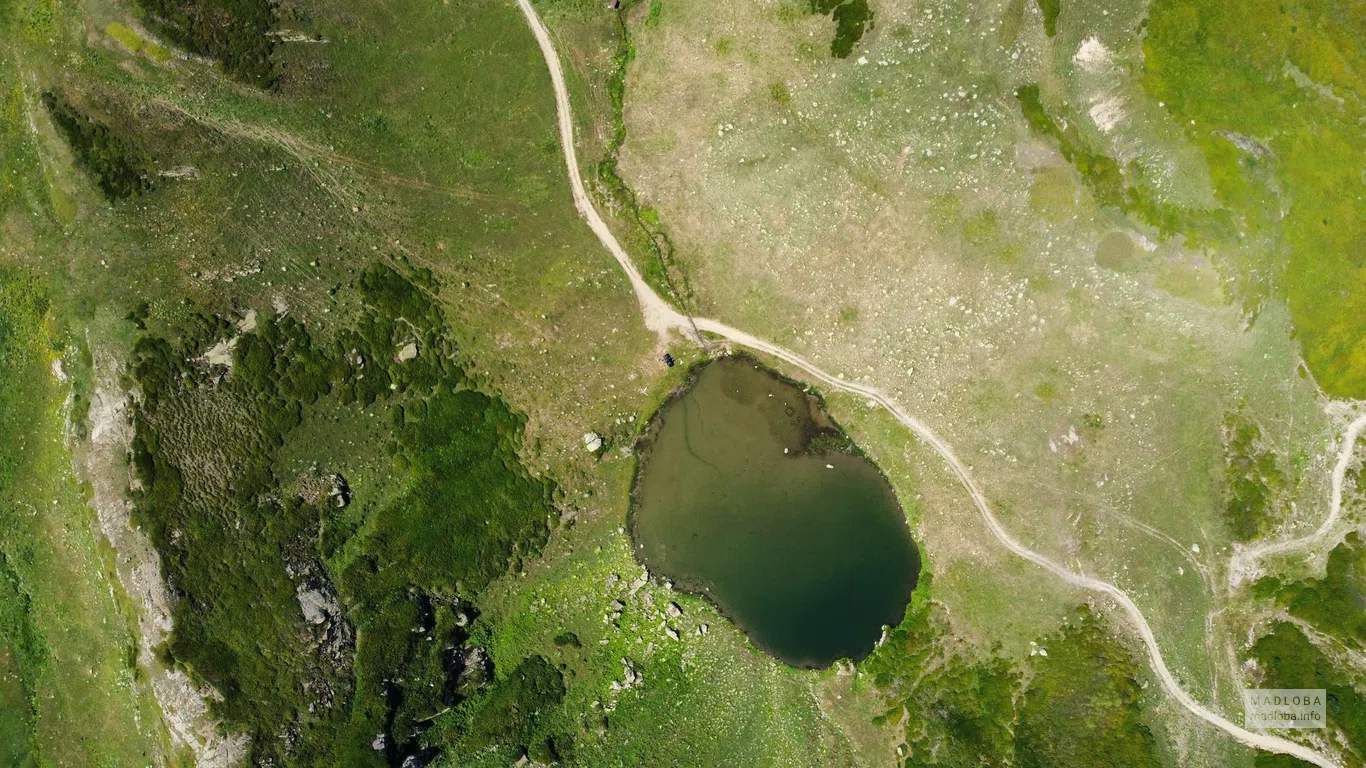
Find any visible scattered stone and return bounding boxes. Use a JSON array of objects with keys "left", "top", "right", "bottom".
[
  {"left": 665, "top": 602, "right": 682, "bottom": 618},
  {"left": 627, "top": 575, "right": 648, "bottom": 596},
  {"left": 583, "top": 432, "right": 603, "bottom": 452},
  {"left": 202, "top": 337, "right": 238, "bottom": 369},
  {"left": 296, "top": 588, "right": 336, "bottom": 625},
  {"left": 158, "top": 165, "right": 201, "bottom": 180},
  {"left": 329, "top": 474, "right": 351, "bottom": 508},
  {"left": 665, "top": 626, "right": 680, "bottom": 641},
  {"left": 1219, "top": 131, "right": 1272, "bottom": 158},
  {"left": 395, "top": 342, "right": 418, "bottom": 362},
  {"left": 454, "top": 646, "right": 491, "bottom": 698}
]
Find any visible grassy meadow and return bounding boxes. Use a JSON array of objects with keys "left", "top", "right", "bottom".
[{"left": 0, "top": 0, "right": 1360, "bottom": 762}]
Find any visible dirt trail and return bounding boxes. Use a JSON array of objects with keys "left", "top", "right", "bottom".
[
  {"left": 1231, "top": 409, "right": 1366, "bottom": 587},
  {"left": 515, "top": 1, "right": 1344, "bottom": 764},
  {"left": 513, "top": 1, "right": 689, "bottom": 345}
]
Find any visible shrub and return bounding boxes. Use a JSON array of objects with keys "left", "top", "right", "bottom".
[{"left": 41, "top": 93, "right": 150, "bottom": 201}]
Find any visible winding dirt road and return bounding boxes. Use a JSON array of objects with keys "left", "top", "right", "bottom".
[
  {"left": 1232, "top": 411, "right": 1366, "bottom": 586},
  {"left": 515, "top": 1, "right": 1348, "bottom": 764}
]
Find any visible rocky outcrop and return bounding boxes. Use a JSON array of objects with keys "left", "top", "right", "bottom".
[{"left": 73, "top": 347, "right": 249, "bottom": 765}]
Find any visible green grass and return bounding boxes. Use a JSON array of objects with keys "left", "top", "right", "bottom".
[
  {"left": 1143, "top": 0, "right": 1366, "bottom": 397},
  {"left": 863, "top": 594, "right": 1162, "bottom": 767},
  {"left": 3, "top": 0, "right": 678, "bottom": 757},
  {"left": 106, "top": 23, "right": 173, "bottom": 63},
  {"left": 105, "top": 22, "right": 145, "bottom": 54},
  {"left": 0, "top": 645, "right": 34, "bottom": 767},
  {"left": 1220, "top": 411, "right": 1289, "bottom": 541},
  {"left": 0, "top": 269, "right": 162, "bottom": 766},
  {"left": 459, "top": 654, "right": 566, "bottom": 754}
]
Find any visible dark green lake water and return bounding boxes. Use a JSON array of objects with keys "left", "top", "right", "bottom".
[{"left": 630, "top": 357, "right": 919, "bottom": 668}]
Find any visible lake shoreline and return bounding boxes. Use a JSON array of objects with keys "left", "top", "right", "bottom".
[{"left": 625, "top": 352, "right": 920, "bottom": 670}]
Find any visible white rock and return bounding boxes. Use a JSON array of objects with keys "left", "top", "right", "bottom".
[
  {"left": 583, "top": 432, "right": 603, "bottom": 452},
  {"left": 1073, "top": 37, "right": 1112, "bottom": 73}
]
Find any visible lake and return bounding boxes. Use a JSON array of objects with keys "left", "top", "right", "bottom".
[{"left": 629, "top": 356, "right": 920, "bottom": 668}]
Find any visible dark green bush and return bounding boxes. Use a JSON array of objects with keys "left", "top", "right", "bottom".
[
  {"left": 811, "top": 0, "right": 872, "bottom": 58},
  {"left": 1221, "top": 413, "right": 1286, "bottom": 541},
  {"left": 1034, "top": 0, "right": 1060, "bottom": 36},
  {"left": 463, "top": 655, "right": 565, "bottom": 751},
  {"left": 1260, "top": 534, "right": 1366, "bottom": 645},
  {"left": 1253, "top": 623, "right": 1366, "bottom": 758},
  {"left": 127, "top": 263, "right": 556, "bottom": 764},
  {"left": 41, "top": 93, "right": 150, "bottom": 201},
  {"left": 136, "top": 0, "right": 277, "bottom": 85},
  {"left": 1015, "top": 608, "right": 1160, "bottom": 768}
]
